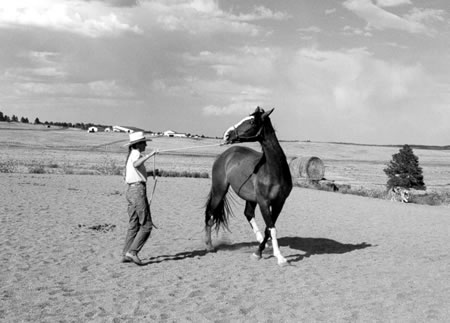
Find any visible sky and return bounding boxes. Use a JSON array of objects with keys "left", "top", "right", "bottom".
[{"left": 0, "top": 0, "right": 449, "bottom": 145}]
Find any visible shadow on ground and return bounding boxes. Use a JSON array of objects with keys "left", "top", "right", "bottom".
[
  {"left": 279, "top": 236, "right": 372, "bottom": 263},
  {"left": 137, "top": 237, "right": 372, "bottom": 265}
]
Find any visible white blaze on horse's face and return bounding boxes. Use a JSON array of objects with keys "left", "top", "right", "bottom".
[{"left": 223, "top": 116, "right": 255, "bottom": 143}]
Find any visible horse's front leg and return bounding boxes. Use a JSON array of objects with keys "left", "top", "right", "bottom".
[
  {"left": 245, "top": 201, "right": 263, "bottom": 243},
  {"left": 269, "top": 227, "right": 287, "bottom": 265},
  {"left": 256, "top": 203, "right": 287, "bottom": 266},
  {"left": 270, "top": 203, "right": 287, "bottom": 265}
]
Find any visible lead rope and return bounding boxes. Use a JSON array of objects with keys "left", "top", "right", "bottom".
[
  {"left": 149, "top": 151, "right": 159, "bottom": 228},
  {"left": 146, "top": 142, "right": 227, "bottom": 230}
]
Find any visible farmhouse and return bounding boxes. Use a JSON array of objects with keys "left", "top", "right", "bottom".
[
  {"left": 112, "top": 125, "right": 145, "bottom": 133},
  {"left": 163, "top": 130, "right": 187, "bottom": 138},
  {"left": 87, "top": 126, "right": 110, "bottom": 133}
]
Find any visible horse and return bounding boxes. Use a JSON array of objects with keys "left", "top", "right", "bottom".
[{"left": 204, "top": 107, "right": 292, "bottom": 265}]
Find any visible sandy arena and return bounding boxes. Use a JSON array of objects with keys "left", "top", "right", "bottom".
[{"left": 1, "top": 173, "right": 449, "bottom": 322}]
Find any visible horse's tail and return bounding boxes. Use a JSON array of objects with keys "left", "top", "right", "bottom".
[{"left": 205, "top": 189, "right": 233, "bottom": 232}]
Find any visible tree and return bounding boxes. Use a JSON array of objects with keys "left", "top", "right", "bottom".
[
  {"left": 34, "top": 118, "right": 41, "bottom": 124},
  {"left": 384, "top": 144, "right": 426, "bottom": 190}
]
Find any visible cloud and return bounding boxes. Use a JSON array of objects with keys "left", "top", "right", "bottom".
[
  {"left": 0, "top": 0, "right": 142, "bottom": 37},
  {"left": 191, "top": 43, "right": 442, "bottom": 142},
  {"left": 342, "top": 0, "right": 442, "bottom": 35},
  {"left": 14, "top": 79, "right": 135, "bottom": 98},
  {"left": 290, "top": 47, "right": 426, "bottom": 110},
  {"left": 374, "top": 0, "right": 411, "bottom": 7},
  {"left": 235, "top": 6, "right": 289, "bottom": 21},
  {"left": 184, "top": 47, "right": 278, "bottom": 83},
  {"left": 185, "top": 44, "right": 430, "bottom": 135},
  {"left": 272, "top": 46, "right": 447, "bottom": 143},
  {"left": 141, "top": 0, "right": 287, "bottom": 36},
  {"left": 404, "top": 8, "right": 445, "bottom": 24},
  {"left": 202, "top": 85, "right": 271, "bottom": 116},
  {"left": 92, "top": 0, "right": 140, "bottom": 8},
  {"left": 342, "top": 25, "right": 373, "bottom": 37}
]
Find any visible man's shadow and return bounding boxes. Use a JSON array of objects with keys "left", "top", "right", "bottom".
[
  {"left": 140, "top": 249, "right": 209, "bottom": 265},
  {"left": 139, "top": 237, "right": 371, "bottom": 265}
]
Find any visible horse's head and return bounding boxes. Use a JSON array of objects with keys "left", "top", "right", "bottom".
[{"left": 223, "top": 107, "right": 274, "bottom": 144}]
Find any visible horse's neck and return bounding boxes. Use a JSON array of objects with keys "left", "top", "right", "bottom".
[{"left": 259, "top": 121, "right": 288, "bottom": 168}]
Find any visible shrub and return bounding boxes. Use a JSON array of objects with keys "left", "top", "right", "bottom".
[
  {"left": 384, "top": 144, "right": 425, "bottom": 190},
  {"left": 0, "top": 160, "right": 18, "bottom": 173},
  {"left": 29, "top": 165, "right": 46, "bottom": 174}
]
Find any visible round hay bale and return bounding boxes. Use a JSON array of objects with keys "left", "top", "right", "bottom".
[{"left": 289, "top": 156, "right": 325, "bottom": 180}]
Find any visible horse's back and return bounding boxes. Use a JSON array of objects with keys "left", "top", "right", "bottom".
[{"left": 215, "top": 145, "right": 262, "bottom": 173}]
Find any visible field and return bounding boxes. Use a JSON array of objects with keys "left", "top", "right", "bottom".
[
  {"left": 1, "top": 121, "right": 450, "bottom": 195},
  {"left": 1, "top": 122, "right": 450, "bottom": 322}
]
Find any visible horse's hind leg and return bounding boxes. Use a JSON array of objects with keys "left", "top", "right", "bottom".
[
  {"left": 204, "top": 185, "right": 228, "bottom": 252},
  {"left": 245, "top": 202, "right": 263, "bottom": 243}
]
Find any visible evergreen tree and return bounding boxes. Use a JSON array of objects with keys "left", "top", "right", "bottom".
[
  {"left": 384, "top": 144, "right": 426, "bottom": 190},
  {"left": 34, "top": 118, "right": 41, "bottom": 124}
]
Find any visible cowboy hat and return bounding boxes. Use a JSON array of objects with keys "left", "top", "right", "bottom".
[{"left": 124, "top": 131, "right": 152, "bottom": 146}]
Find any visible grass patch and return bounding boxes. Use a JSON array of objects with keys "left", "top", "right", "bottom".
[
  {"left": 293, "top": 179, "right": 450, "bottom": 206},
  {"left": 148, "top": 169, "right": 209, "bottom": 179},
  {"left": 1, "top": 158, "right": 209, "bottom": 179},
  {"left": 0, "top": 160, "right": 18, "bottom": 173},
  {"left": 409, "top": 192, "right": 450, "bottom": 206},
  {"left": 28, "top": 165, "right": 46, "bottom": 174},
  {"left": 94, "top": 157, "right": 123, "bottom": 176},
  {"left": 28, "top": 160, "right": 47, "bottom": 174}
]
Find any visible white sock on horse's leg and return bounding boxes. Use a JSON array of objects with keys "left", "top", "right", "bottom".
[
  {"left": 250, "top": 218, "right": 264, "bottom": 243},
  {"left": 269, "top": 228, "right": 287, "bottom": 265}
]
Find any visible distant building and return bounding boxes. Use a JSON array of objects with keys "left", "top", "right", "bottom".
[
  {"left": 163, "top": 130, "right": 187, "bottom": 138},
  {"left": 88, "top": 126, "right": 109, "bottom": 133},
  {"left": 112, "top": 125, "right": 145, "bottom": 133}
]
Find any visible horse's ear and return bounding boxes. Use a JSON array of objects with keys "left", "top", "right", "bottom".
[
  {"left": 250, "top": 106, "right": 265, "bottom": 116},
  {"left": 262, "top": 108, "right": 274, "bottom": 118}
]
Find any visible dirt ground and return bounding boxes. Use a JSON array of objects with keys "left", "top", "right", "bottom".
[{"left": 1, "top": 173, "right": 449, "bottom": 322}]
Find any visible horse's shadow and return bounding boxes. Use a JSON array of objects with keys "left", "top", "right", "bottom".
[
  {"left": 278, "top": 237, "right": 372, "bottom": 263},
  {"left": 215, "top": 237, "right": 372, "bottom": 263},
  {"left": 139, "top": 237, "right": 372, "bottom": 265}
]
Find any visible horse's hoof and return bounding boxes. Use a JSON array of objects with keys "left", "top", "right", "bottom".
[
  {"left": 251, "top": 253, "right": 262, "bottom": 260},
  {"left": 277, "top": 259, "right": 289, "bottom": 266}
]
